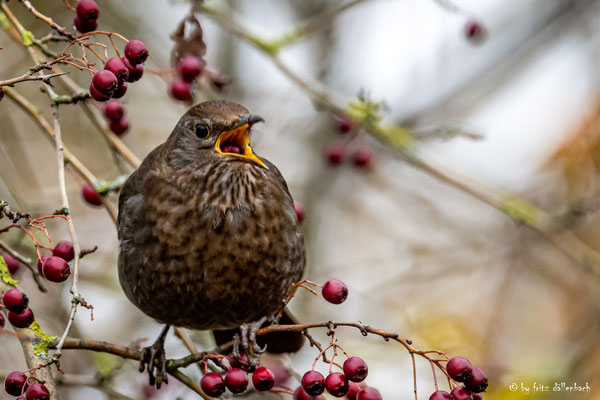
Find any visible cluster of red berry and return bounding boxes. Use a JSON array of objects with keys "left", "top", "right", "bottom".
[
  {"left": 430, "top": 357, "right": 488, "bottom": 400},
  {"left": 326, "top": 116, "right": 372, "bottom": 169},
  {"left": 4, "top": 371, "right": 50, "bottom": 400},
  {"left": 199, "top": 366, "right": 276, "bottom": 397},
  {"left": 103, "top": 99, "right": 129, "bottom": 136},
  {"left": 170, "top": 56, "right": 205, "bottom": 101}
]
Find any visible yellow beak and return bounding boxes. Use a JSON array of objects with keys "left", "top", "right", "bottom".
[{"left": 215, "top": 117, "right": 266, "bottom": 168}]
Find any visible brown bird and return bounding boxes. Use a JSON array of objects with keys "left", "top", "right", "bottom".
[{"left": 117, "top": 101, "right": 305, "bottom": 387}]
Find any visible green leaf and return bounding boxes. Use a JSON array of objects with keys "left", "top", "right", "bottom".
[
  {"left": 0, "top": 256, "right": 18, "bottom": 287},
  {"left": 29, "top": 321, "right": 58, "bottom": 359},
  {"left": 0, "top": 12, "right": 10, "bottom": 29},
  {"left": 21, "top": 29, "right": 35, "bottom": 46}
]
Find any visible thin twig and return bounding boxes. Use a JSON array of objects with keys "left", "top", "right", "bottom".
[
  {"left": 0, "top": 238, "right": 47, "bottom": 292},
  {"left": 0, "top": 72, "right": 68, "bottom": 87}
]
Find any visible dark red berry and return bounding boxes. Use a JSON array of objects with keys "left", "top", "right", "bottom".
[
  {"left": 170, "top": 79, "right": 192, "bottom": 101},
  {"left": 8, "top": 307, "right": 34, "bottom": 328},
  {"left": 322, "top": 279, "right": 348, "bottom": 304},
  {"left": 429, "top": 390, "right": 453, "bottom": 400},
  {"left": 74, "top": 16, "right": 97, "bottom": 33},
  {"left": 352, "top": 148, "right": 372, "bottom": 168},
  {"left": 357, "top": 388, "right": 382, "bottom": 400},
  {"left": 178, "top": 56, "right": 203, "bottom": 82},
  {"left": 92, "top": 70, "right": 118, "bottom": 96},
  {"left": 76, "top": 0, "right": 99, "bottom": 20},
  {"left": 124, "top": 40, "right": 149, "bottom": 65},
  {"left": 227, "top": 352, "right": 249, "bottom": 369},
  {"left": 343, "top": 357, "right": 368, "bottom": 382},
  {"left": 42, "top": 256, "right": 71, "bottom": 283},
  {"left": 25, "top": 383, "right": 49, "bottom": 400},
  {"left": 104, "top": 100, "right": 125, "bottom": 122},
  {"left": 2, "top": 252, "right": 20, "bottom": 274},
  {"left": 335, "top": 115, "right": 353, "bottom": 134},
  {"left": 294, "top": 202, "right": 305, "bottom": 223},
  {"left": 301, "top": 370, "right": 325, "bottom": 396},
  {"left": 252, "top": 367, "right": 275, "bottom": 391},
  {"left": 471, "top": 393, "right": 482, "bottom": 400},
  {"left": 109, "top": 117, "right": 130, "bottom": 136},
  {"left": 37, "top": 254, "right": 51, "bottom": 275},
  {"left": 104, "top": 57, "right": 129, "bottom": 82},
  {"left": 2, "top": 289, "right": 29, "bottom": 313},
  {"left": 0, "top": 313, "right": 4, "bottom": 330},
  {"left": 121, "top": 57, "right": 143, "bottom": 82},
  {"left": 326, "top": 144, "right": 344, "bottom": 165},
  {"left": 295, "top": 387, "right": 324, "bottom": 399},
  {"left": 82, "top": 185, "right": 102, "bottom": 206},
  {"left": 200, "top": 372, "right": 225, "bottom": 398},
  {"left": 446, "top": 357, "right": 473, "bottom": 382},
  {"left": 52, "top": 241, "right": 74, "bottom": 262},
  {"left": 464, "top": 367, "right": 487, "bottom": 393},
  {"left": 4, "top": 371, "right": 28, "bottom": 396},
  {"left": 451, "top": 386, "right": 473, "bottom": 400},
  {"left": 464, "top": 18, "right": 487, "bottom": 43},
  {"left": 325, "top": 373, "right": 349, "bottom": 397},
  {"left": 112, "top": 81, "right": 128, "bottom": 98},
  {"left": 224, "top": 368, "right": 248, "bottom": 394},
  {"left": 89, "top": 83, "right": 111, "bottom": 102},
  {"left": 345, "top": 382, "right": 364, "bottom": 400}
]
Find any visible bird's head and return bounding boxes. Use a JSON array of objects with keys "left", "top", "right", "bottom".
[{"left": 166, "top": 100, "right": 267, "bottom": 169}]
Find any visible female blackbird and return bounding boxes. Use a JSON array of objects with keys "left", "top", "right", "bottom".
[{"left": 118, "top": 101, "right": 305, "bottom": 387}]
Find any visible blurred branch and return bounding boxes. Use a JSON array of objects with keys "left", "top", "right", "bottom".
[
  {"left": 55, "top": 373, "right": 135, "bottom": 400},
  {"left": 200, "top": 1, "right": 600, "bottom": 278}
]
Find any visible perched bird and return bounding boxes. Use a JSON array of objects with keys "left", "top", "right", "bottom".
[{"left": 117, "top": 101, "right": 305, "bottom": 387}]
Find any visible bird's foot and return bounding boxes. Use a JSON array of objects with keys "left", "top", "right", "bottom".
[
  {"left": 232, "top": 317, "right": 268, "bottom": 368},
  {"left": 139, "top": 325, "right": 170, "bottom": 389}
]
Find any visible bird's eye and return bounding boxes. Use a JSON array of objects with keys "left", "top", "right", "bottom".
[{"left": 195, "top": 124, "right": 209, "bottom": 138}]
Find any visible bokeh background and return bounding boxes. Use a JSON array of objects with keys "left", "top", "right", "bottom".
[{"left": 1, "top": 0, "right": 600, "bottom": 399}]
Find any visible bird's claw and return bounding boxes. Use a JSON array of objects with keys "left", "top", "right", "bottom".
[
  {"left": 233, "top": 318, "right": 268, "bottom": 368},
  {"left": 139, "top": 338, "right": 168, "bottom": 389}
]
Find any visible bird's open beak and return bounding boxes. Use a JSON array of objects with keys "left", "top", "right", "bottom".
[{"left": 215, "top": 114, "right": 266, "bottom": 168}]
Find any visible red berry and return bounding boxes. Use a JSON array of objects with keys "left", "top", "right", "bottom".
[
  {"left": 446, "top": 357, "right": 473, "bottom": 382},
  {"left": 345, "top": 382, "right": 364, "bottom": 400},
  {"left": 0, "top": 313, "right": 4, "bottom": 330},
  {"left": 464, "top": 18, "right": 487, "bottom": 43},
  {"left": 89, "top": 83, "right": 111, "bottom": 102},
  {"left": 124, "top": 40, "right": 149, "bottom": 65},
  {"left": 227, "top": 352, "right": 249, "bottom": 369},
  {"left": 301, "top": 370, "right": 325, "bottom": 396},
  {"left": 170, "top": 79, "right": 192, "bottom": 101},
  {"left": 295, "top": 387, "right": 324, "bottom": 399},
  {"left": 200, "top": 372, "right": 225, "bottom": 398},
  {"left": 2, "top": 252, "right": 20, "bottom": 274},
  {"left": 25, "top": 383, "right": 49, "bottom": 400},
  {"left": 178, "top": 56, "right": 204, "bottom": 82},
  {"left": 74, "top": 16, "right": 97, "bottom": 33},
  {"left": 76, "top": 0, "right": 99, "bottom": 20},
  {"left": 42, "top": 256, "right": 71, "bottom": 283},
  {"left": 451, "top": 386, "right": 473, "bottom": 400},
  {"left": 92, "top": 70, "right": 118, "bottom": 96},
  {"left": 464, "top": 367, "right": 488, "bottom": 393},
  {"left": 334, "top": 115, "right": 353, "bottom": 134},
  {"left": 471, "top": 393, "right": 482, "bottom": 400},
  {"left": 104, "top": 57, "right": 129, "bottom": 82},
  {"left": 343, "top": 357, "right": 368, "bottom": 382},
  {"left": 82, "top": 185, "right": 102, "bottom": 206},
  {"left": 37, "top": 254, "right": 51, "bottom": 275},
  {"left": 52, "top": 241, "right": 75, "bottom": 262},
  {"left": 322, "top": 279, "right": 348, "bottom": 304},
  {"left": 109, "top": 117, "right": 130, "bottom": 136},
  {"left": 4, "top": 371, "right": 28, "bottom": 396},
  {"left": 294, "top": 202, "right": 305, "bottom": 223},
  {"left": 224, "top": 368, "right": 248, "bottom": 394},
  {"left": 121, "top": 57, "right": 144, "bottom": 82},
  {"left": 429, "top": 390, "right": 453, "bottom": 400},
  {"left": 2, "top": 289, "right": 29, "bottom": 313},
  {"left": 357, "top": 388, "right": 382, "bottom": 400},
  {"left": 8, "top": 307, "right": 34, "bottom": 328},
  {"left": 252, "top": 367, "right": 275, "bottom": 391},
  {"left": 103, "top": 100, "right": 125, "bottom": 122},
  {"left": 325, "top": 372, "right": 349, "bottom": 397},
  {"left": 112, "top": 80, "right": 128, "bottom": 98},
  {"left": 326, "top": 144, "right": 345, "bottom": 165},
  {"left": 352, "top": 148, "right": 372, "bottom": 168}
]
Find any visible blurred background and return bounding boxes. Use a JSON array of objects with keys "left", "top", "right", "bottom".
[{"left": 1, "top": 0, "right": 600, "bottom": 399}]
